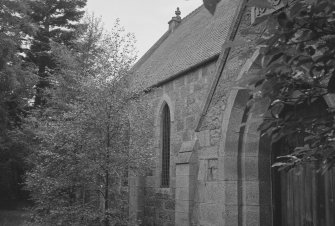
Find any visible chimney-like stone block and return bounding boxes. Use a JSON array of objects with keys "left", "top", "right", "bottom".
[{"left": 168, "top": 7, "right": 182, "bottom": 32}]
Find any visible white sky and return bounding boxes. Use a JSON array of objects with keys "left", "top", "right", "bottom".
[{"left": 86, "top": 0, "right": 203, "bottom": 58}]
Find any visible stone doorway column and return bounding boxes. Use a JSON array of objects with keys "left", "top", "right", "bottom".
[
  {"left": 175, "top": 140, "right": 198, "bottom": 226},
  {"left": 128, "top": 176, "right": 145, "bottom": 225}
]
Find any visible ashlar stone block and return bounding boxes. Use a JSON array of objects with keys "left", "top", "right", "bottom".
[
  {"left": 176, "top": 186, "right": 189, "bottom": 201},
  {"left": 198, "top": 203, "right": 223, "bottom": 226},
  {"left": 198, "top": 146, "right": 218, "bottom": 159},
  {"left": 175, "top": 200, "right": 190, "bottom": 213},
  {"left": 198, "top": 181, "right": 224, "bottom": 204},
  {"left": 175, "top": 211, "right": 189, "bottom": 226},
  {"left": 176, "top": 164, "right": 190, "bottom": 176},
  {"left": 243, "top": 156, "right": 259, "bottom": 181},
  {"left": 197, "top": 130, "right": 210, "bottom": 147},
  {"left": 223, "top": 156, "right": 238, "bottom": 181},
  {"left": 224, "top": 205, "right": 239, "bottom": 226},
  {"left": 176, "top": 175, "right": 189, "bottom": 188},
  {"left": 207, "top": 159, "right": 218, "bottom": 181},
  {"left": 244, "top": 181, "right": 259, "bottom": 205},
  {"left": 224, "top": 130, "right": 239, "bottom": 156},
  {"left": 197, "top": 159, "right": 208, "bottom": 181},
  {"left": 243, "top": 133, "right": 260, "bottom": 157},
  {"left": 245, "top": 205, "right": 260, "bottom": 226},
  {"left": 225, "top": 181, "right": 238, "bottom": 205}
]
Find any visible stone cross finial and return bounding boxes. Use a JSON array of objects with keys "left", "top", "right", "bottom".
[
  {"left": 168, "top": 7, "right": 182, "bottom": 32},
  {"left": 175, "top": 7, "right": 181, "bottom": 17}
]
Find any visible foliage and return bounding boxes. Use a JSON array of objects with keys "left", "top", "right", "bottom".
[
  {"left": 75, "top": 14, "right": 105, "bottom": 78},
  {"left": 25, "top": 18, "right": 153, "bottom": 225},
  {"left": 0, "top": 0, "right": 36, "bottom": 144},
  {"left": 204, "top": 0, "right": 335, "bottom": 170},
  {"left": 203, "top": 0, "right": 274, "bottom": 14},
  {"left": 0, "top": 2, "right": 150, "bottom": 223},
  {"left": 203, "top": 0, "right": 221, "bottom": 15},
  {"left": 0, "top": 0, "right": 87, "bottom": 206},
  {"left": 0, "top": 0, "right": 37, "bottom": 208},
  {"left": 26, "top": 0, "right": 87, "bottom": 106},
  {"left": 245, "top": 0, "right": 335, "bottom": 171}
]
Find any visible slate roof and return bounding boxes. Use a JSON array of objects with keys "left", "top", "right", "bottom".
[{"left": 131, "top": 0, "right": 239, "bottom": 89}]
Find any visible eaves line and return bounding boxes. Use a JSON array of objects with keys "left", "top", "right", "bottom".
[{"left": 147, "top": 54, "right": 219, "bottom": 90}]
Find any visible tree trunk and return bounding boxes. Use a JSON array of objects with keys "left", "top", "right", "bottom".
[
  {"left": 104, "top": 123, "right": 110, "bottom": 226},
  {"left": 104, "top": 170, "right": 109, "bottom": 226}
]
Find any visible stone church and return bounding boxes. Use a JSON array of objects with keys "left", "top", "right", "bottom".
[{"left": 128, "top": 0, "right": 335, "bottom": 225}]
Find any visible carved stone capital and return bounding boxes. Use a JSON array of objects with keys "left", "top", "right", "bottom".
[{"left": 251, "top": 0, "right": 286, "bottom": 25}]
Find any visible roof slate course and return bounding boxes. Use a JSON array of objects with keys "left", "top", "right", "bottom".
[{"left": 131, "top": 0, "right": 239, "bottom": 89}]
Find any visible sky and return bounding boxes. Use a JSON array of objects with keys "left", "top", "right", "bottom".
[{"left": 86, "top": 0, "right": 203, "bottom": 58}]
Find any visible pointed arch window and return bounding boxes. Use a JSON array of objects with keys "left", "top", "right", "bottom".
[{"left": 161, "top": 103, "right": 170, "bottom": 187}]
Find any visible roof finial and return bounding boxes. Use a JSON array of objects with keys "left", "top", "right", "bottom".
[
  {"left": 175, "top": 7, "right": 181, "bottom": 17},
  {"left": 168, "top": 7, "right": 181, "bottom": 32}
]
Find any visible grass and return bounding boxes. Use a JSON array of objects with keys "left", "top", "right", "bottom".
[{"left": 0, "top": 210, "right": 31, "bottom": 226}]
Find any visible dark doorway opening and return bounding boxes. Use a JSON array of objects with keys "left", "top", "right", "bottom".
[{"left": 271, "top": 98, "right": 335, "bottom": 226}]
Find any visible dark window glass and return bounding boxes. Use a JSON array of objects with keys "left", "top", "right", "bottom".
[{"left": 161, "top": 104, "right": 170, "bottom": 187}]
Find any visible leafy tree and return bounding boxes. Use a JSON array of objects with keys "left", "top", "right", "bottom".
[
  {"left": 27, "top": 0, "right": 87, "bottom": 106},
  {"left": 75, "top": 14, "right": 105, "bottom": 78},
  {"left": 0, "top": 0, "right": 36, "bottom": 209},
  {"left": 246, "top": 0, "right": 335, "bottom": 171},
  {"left": 25, "top": 18, "right": 152, "bottom": 225},
  {"left": 203, "top": 0, "right": 221, "bottom": 15},
  {"left": 204, "top": 0, "right": 335, "bottom": 171},
  {"left": 0, "top": 0, "right": 35, "bottom": 148}
]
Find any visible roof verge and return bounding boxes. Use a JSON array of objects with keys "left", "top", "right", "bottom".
[{"left": 195, "top": 0, "right": 248, "bottom": 132}]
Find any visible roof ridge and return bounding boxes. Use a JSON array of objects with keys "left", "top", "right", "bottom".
[
  {"left": 131, "top": 4, "right": 204, "bottom": 72},
  {"left": 179, "top": 4, "right": 204, "bottom": 26}
]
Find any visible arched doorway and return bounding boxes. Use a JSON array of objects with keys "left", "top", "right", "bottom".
[
  {"left": 271, "top": 98, "right": 335, "bottom": 226},
  {"left": 221, "top": 88, "right": 335, "bottom": 225},
  {"left": 221, "top": 88, "right": 273, "bottom": 226}
]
